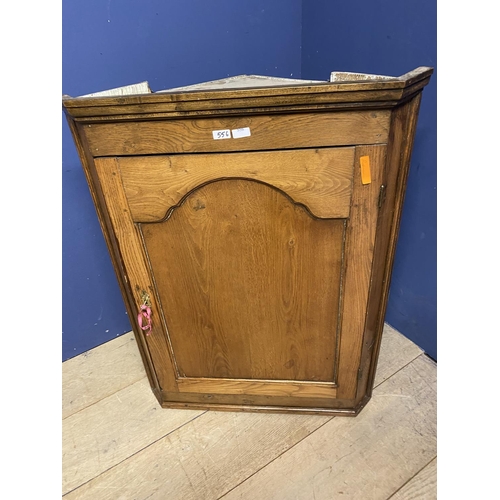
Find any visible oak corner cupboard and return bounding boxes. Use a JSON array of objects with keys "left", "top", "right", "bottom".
[{"left": 63, "top": 67, "right": 433, "bottom": 416}]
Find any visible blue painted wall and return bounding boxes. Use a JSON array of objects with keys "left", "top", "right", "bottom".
[
  {"left": 62, "top": 0, "right": 302, "bottom": 360},
  {"left": 63, "top": 0, "right": 436, "bottom": 361},
  {"left": 302, "top": 1, "right": 437, "bottom": 359}
]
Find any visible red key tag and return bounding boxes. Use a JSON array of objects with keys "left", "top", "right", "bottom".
[{"left": 137, "top": 303, "right": 152, "bottom": 336}]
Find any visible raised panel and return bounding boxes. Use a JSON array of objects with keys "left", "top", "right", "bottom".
[
  {"left": 118, "top": 147, "right": 355, "bottom": 221},
  {"left": 140, "top": 179, "right": 345, "bottom": 382}
]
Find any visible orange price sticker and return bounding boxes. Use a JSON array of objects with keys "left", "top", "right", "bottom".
[{"left": 360, "top": 155, "right": 371, "bottom": 185}]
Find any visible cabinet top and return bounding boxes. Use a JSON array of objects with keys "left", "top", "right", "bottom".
[{"left": 62, "top": 67, "right": 433, "bottom": 122}]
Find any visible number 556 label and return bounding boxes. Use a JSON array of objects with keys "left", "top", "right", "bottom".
[{"left": 212, "top": 129, "right": 231, "bottom": 140}]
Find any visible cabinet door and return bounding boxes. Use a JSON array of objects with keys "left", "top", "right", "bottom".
[{"left": 94, "top": 145, "right": 385, "bottom": 409}]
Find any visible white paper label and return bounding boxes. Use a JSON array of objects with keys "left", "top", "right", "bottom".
[
  {"left": 232, "top": 127, "right": 251, "bottom": 139},
  {"left": 212, "top": 129, "right": 231, "bottom": 140}
]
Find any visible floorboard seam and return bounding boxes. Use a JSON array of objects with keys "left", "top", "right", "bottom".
[
  {"left": 62, "top": 375, "right": 148, "bottom": 420},
  {"left": 62, "top": 410, "right": 208, "bottom": 497},
  {"left": 373, "top": 352, "right": 424, "bottom": 389},
  {"left": 385, "top": 455, "right": 437, "bottom": 499},
  {"left": 216, "top": 352, "right": 427, "bottom": 499},
  {"left": 62, "top": 330, "right": 431, "bottom": 499},
  {"left": 216, "top": 416, "right": 335, "bottom": 500}
]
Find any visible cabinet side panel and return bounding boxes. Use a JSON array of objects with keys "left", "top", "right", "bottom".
[
  {"left": 66, "top": 120, "right": 160, "bottom": 394},
  {"left": 141, "top": 179, "right": 345, "bottom": 382},
  {"left": 357, "top": 94, "right": 423, "bottom": 400}
]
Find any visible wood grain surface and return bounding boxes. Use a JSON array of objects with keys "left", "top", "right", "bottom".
[
  {"left": 358, "top": 94, "right": 424, "bottom": 401},
  {"left": 118, "top": 147, "right": 355, "bottom": 221},
  {"left": 62, "top": 379, "right": 203, "bottom": 495},
  {"left": 68, "top": 119, "right": 161, "bottom": 393},
  {"left": 94, "top": 158, "right": 179, "bottom": 393},
  {"left": 84, "top": 111, "right": 389, "bottom": 156},
  {"left": 336, "top": 144, "right": 386, "bottom": 399},
  {"left": 62, "top": 326, "right": 435, "bottom": 500},
  {"left": 62, "top": 332, "right": 145, "bottom": 419},
  {"left": 222, "top": 355, "right": 436, "bottom": 500},
  {"left": 141, "top": 179, "right": 345, "bottom": 382},
  {"left": 176, "top": 378, "right": 337, "bottom": 398},
  {"left": 389, "top": 457, "right": 437, "bottom": 500},
  {"left": 64, "top": 69, "right": 433, "bottom": 415},
  {"left": 62, "top": 67, "right": 433, "bottom": 121},
  {"left": 63, "top": 67, "right": 433, "bottom": 109}
]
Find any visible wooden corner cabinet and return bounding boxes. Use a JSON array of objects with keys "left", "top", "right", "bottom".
[{"left": 63, "top": 68, "right": 433, "bottom": 416}]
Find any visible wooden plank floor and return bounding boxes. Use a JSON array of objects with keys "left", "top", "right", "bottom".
[{"left": 62, "top": 324, "right": 436, "bottom": 499}]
